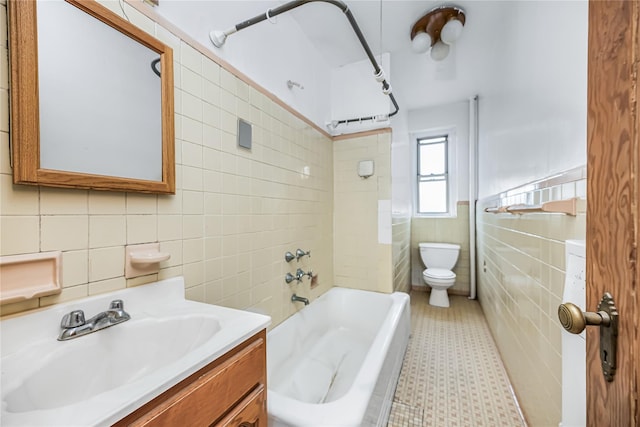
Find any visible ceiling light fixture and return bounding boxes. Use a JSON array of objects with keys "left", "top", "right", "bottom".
[{"left": 410, "top": 5, "right": 465, "bottom": 61}]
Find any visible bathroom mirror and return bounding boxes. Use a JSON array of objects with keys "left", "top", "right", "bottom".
[{"left": 8, "top": 0, "right": 175, "bottom": 193}]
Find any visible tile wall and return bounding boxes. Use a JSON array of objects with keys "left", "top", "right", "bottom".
[
  {"left": 410, "top": 203, "right": 471, "bottom": 294},
  {"left": 476, "top": 168, "right": 587, "bottom": 426},
  {"left": 392, "top": 216, "right": 411, "bottom": 293},
  {"left": 0, "top": 1, "right": 334, "bottom": 327},
  {"left": 333, "top": 131, "right": 393, "bottom": 293}
]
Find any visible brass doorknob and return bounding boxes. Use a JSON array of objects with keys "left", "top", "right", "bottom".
[
  {"left": 558, "top": 302, "right": 611, "bottom": 334},
  {"left": 558, "top": 293, "right": 618, "bottom": 382}
]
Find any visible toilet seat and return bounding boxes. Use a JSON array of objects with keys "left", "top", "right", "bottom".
[
  {"left": 423, "top": 268, "right": 456, "bottom": 280},
  {"left": 423, "top": 268, "right": 456, "bottom": 308}
]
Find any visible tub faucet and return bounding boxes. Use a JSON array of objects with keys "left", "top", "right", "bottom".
[
  {"left": 58, "top": 299, "right": 131, "bottom": 341},
  {"left": 295, "top": 268, "right": 313, "bottom": 281},
  {"left": 291, "top": 294, "right": 309, "bottom": 306}
]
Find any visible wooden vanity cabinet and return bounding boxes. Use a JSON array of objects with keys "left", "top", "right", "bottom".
[{"left": 113, "top": 330, "right": 267, "bottom": 427}]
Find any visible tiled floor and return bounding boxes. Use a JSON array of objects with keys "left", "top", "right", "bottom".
[{"left": 387, "top": 292, "right": 527, "bottom": 427}]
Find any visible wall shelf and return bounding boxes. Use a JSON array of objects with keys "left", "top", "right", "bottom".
[
  {"left": 125, "top": 243, "right": 171, "bottom": 279},
  {"left": 0, "top": 251, "right": 62, "bottom": 304},
  {"left": 484, "top": 197, "right": 579, "bottom": 216}
]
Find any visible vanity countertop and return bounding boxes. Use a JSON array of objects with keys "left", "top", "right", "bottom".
[{"left": 0, "top": 276, "right": 271, "bottom": 426}]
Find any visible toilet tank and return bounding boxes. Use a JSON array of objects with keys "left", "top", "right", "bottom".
[{"left": 419, "top": 243, "right": 460, "bottom": 270}]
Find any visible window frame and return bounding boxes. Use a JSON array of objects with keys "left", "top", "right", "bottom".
[{"left": 412, "top": 128, "right": 458, "bottom": 218}]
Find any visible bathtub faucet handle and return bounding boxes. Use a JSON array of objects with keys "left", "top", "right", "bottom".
[
  {"left": 285, "top": 272, "right": 301, "bottom": 284},
  {"left": 295, "top": 248, "right": 310, "bottom": 261},
  {"left": 285, "top": 251, "right": 296, "bottom": 263},
  {"left": 295, "top": 268, "right": 313, "bottom": 282}
]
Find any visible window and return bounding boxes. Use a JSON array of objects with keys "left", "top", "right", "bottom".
[{"left": 417, "top": 135, "right": 449, "bottom": 214}]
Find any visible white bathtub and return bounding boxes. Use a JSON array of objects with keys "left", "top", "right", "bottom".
[{"left": 267, "top": 287, "right": 410, "bottom": 427}]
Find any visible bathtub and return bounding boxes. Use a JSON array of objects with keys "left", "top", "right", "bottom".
[{"left": 267, "top": 287, "right": 410, "bottom": 427}]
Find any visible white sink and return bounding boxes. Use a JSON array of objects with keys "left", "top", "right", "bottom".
[{"left": 0, "top": 277, "right": 271, "bottom": 426}]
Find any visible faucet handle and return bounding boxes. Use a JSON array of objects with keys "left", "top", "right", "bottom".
[
  {"left": 109, "top": 299, "right": 124, "bottom": 310},
  {"left": 285, "top": 272, "right": 299, "bottom": 284},
  {"left": 284, "top": 251, "right": 296, "bottom": 263},
  {"left": 61, "top": 310, "right": 85, "bottom": 328},
  {"left": 296, "top": 268, "right": 313, "bottom": 280},
  {"left": 295, "top": 248, "right": 310, "bottom": 260}
]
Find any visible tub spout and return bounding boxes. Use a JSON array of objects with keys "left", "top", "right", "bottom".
[{"left": 291, "top": 294, "right": 309, "bottom": 306}]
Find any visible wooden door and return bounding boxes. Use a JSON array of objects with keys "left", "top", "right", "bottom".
[{"left": 586, "top": 1, "right": 640, "bottom": 426}]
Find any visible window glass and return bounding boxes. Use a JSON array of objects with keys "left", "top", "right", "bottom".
[
  {"left": 418, "top": 179, "right": 447, "bottom": 213},
  {"left": 419, "top": 143, "right": 446, "bottom": 175},
  {"left": 416, "top": 135, "right": 449, "bottom": 215}
]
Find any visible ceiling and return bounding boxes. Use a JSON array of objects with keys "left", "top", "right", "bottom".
[
  {"left": 158, "top": 0, "right": 508, "bottom": 112},
  {"left": 284, "top": 0, "right": 505, "bottom": 110},
  {"left": 286, "top": 1, "right": 442, "bottom": 68}
]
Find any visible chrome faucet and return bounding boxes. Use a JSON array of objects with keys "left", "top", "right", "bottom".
[
  {"left": 295, "top": 248, "right": 311, "bottom": 261},
  {"left": 291, "top": 294, "right": 309, "bottom": 305},
  {"left": 285, "top": 272, "right": 300, "bottom": 284},
  {"left": 296, "top": 268, "right": 313, "bottom": 281},
  {"left": 284, "top": 251, "right": 296, "bottom": 263},
  {"left": 58, "top": 299, "right": 131, "bottom": 341},
  {"left": 285, "top": 269, "right": 313, "bottom": 284}
]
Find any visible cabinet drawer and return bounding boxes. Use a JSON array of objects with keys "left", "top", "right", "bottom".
[
  {"left": 215, "top": 384, "right": 265, "bottom": 427},
  {"left": 129, "top": 336, "right": 265, "bottom": 427}
]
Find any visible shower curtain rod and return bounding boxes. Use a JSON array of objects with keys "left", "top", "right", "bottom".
[{"left": 210, "top": 0, "right": 400, "bottom": 130}]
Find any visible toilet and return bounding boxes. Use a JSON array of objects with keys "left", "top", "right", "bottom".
[{"left": 419, "top": 243, "right": 460, "bottom": 308}]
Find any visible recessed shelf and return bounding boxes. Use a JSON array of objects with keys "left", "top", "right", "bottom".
[{"left": 0, "top": 251, "right": 62, "bottom": 305}]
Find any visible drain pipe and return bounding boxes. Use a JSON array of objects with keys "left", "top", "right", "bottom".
[
  {"left": 468, "top": 95, "right": 479, "bottom": 300},
  {"left": 209, "top": 0, "right": 399, "bottom": 129}
]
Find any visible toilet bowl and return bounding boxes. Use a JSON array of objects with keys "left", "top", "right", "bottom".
[{"left": 419, "top": 243, "right": 460, "bottom": 308}]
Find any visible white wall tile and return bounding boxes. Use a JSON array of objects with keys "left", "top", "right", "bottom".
[
  {"left": 0, "top": 175, "right": 39, "bottom": 215},
  {"left": 126, "top": 193, "right": 157, "bottom": 215},
  {"left": 181, "top": 66, "right": 203, "bottom": 98},
  {"left": 0, "top": 216, "right": 40, "bottom": 255},
  {"left": 89, "top": 192, "right": 126, "bottom": 214},
  {"left": 89, "top": 215, "right": 126, "bottom": 248},
  {"left": 181, "top": 91, "right": 203, "bottom": 121},
  {"left": 62, "top": 250, "right": 88, "bottom": 287},
  {"left": 158, "top": 214, "right": 182, "bottom": 241},
  {"left": 183, "top": 238, "right": 203, "bottom": 264},
  {"left": 182, "top": 191, "right": 203, "bottom": 215},
  {"left": 183, "top": 214, "right": 204, "bottom": 240},
  {"left": 0, "top": 132, "right": 11, "bottom": 175},
  {"left": 41, "top": 216, "right": 88, "bottom": 251},
  {"left": 89, "top": 246, "right": 125, "bottom": 282},
  {"left": 126, "top": 215, "right": 157, "bottom": 244},
  {"left": 182, "top": 166, "right": 203, "bottom": 192},
  {"left": 202, "top": 57, "right": 220, "bottom": 85},
  {"left": 89, "top": 276, "right": 126, "bottom": 295},
  {"left": 180, "top": 42, "right": 202, "bottom": 74}
]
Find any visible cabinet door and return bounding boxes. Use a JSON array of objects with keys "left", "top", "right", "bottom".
[
  {"left": 127, "top": 337, "right": 265, "bottom": 427},
  {"left": 215, "top": 385, "right": 266, "bottom": 427}
]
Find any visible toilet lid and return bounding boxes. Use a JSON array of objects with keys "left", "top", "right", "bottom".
[{"left": 423, "top": 268, "right": 456, "bottom": 280}]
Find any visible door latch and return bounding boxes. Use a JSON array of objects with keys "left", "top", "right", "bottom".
[{"left": 558, "top": 292, "right": 618, "bottom": 382}]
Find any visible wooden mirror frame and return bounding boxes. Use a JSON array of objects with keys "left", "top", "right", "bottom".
[{"left": 8, "top": 0, "right": 175, "bottom": 194}]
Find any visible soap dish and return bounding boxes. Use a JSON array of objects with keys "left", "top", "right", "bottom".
[{"left": 125, "top": 243, "right": 171, "bottom": 279}]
